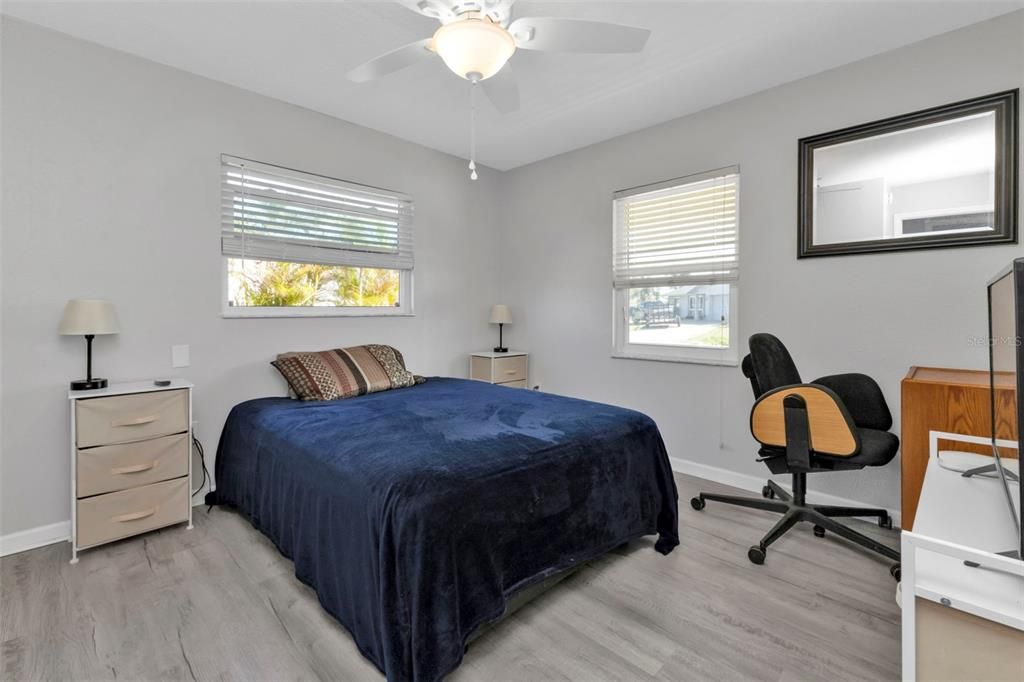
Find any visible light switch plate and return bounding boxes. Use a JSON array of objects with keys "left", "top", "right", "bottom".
[{"left": 171, "top": 344, "right": 190, "bottom": 368}]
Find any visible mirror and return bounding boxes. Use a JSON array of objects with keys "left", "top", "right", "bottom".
[{"left": 798, "top": 90, "right": 1018, "bottom": 258}]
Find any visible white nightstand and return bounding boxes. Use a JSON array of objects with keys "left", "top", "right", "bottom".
[
  {"left": 68, "top": 380, "right": 193, "bottom": 563},
  {"left": 470, "top": 351, "right": 528, "bottom": 388}
]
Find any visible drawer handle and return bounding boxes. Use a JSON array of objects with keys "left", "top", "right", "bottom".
[
  {"left": 110, "top": 461, "right": 158, "bottom": 475},
  {"left": 504, "top": 370, "right": 518, "bottom": 375},
  {"left": 112, "top": 507, "right": 157, "bottom": 523},
  {"left": 111, "top": 415, "right": 158, "bottom": 428}
]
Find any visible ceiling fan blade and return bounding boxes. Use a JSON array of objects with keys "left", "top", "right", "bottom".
[
  {"left": 508, "top": 17, "right": 650, "bottom": 53},
  {"left": 394, "top": 0, "right": 455, "bottom": 22},
  {"left": 480, "top": 66, "right": 520, "bottom": 114},
  {"left": 347, "top": 38, "right": 435, "bottom": 83}
]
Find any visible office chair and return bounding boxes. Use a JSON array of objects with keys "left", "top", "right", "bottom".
[{"left": 690, "top": 333, "right": 901, "bottom": 580}]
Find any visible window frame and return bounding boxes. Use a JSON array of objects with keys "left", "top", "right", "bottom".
[
  {"left": 220, "top": 155, "right": 414, "bottom": 318},
  {"left": 611, "top": 167, "right": 740, "bottom": 366},
  {"left": 221, "top": 259, "right": 414, "bottom": 318}
]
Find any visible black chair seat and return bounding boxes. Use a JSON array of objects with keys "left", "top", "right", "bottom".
[
  {"left": 762, "top": 428, "right": 899, "bottom": 474},
  {"left": 852, "top": 428, "right": 900, "bottom": 466},
  {"left": 816, "top": 428, "right": 900, "bottom": 469}
]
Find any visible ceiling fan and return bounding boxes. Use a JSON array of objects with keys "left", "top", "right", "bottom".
[{"left": 347, "top": 0, "right": 651, "bottom": 115}]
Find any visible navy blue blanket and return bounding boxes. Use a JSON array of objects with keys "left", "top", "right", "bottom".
[{"left": 209, "top": 378, "right": 678, "bottom": 681}]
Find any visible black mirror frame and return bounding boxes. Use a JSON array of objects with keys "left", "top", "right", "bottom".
[{"left": 798, "top": 89, "right": 1018, "bottom": 259}]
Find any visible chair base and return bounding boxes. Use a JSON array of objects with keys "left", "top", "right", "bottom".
[{"left": 691, "top": 477, "right": 900, "bottom": 578}]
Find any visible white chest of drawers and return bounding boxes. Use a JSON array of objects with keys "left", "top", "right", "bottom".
[
  {"left": 68, "top": 380, "right": 193, "bottom": 563},
  {"left": 470, "top": 351, "right": 529, "bottom": 388}
]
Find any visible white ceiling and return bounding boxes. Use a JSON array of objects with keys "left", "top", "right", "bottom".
[{"left": 4, "top": 1, "right": 1022, "bottom": 170}]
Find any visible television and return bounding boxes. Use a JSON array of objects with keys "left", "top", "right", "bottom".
[{"left": 973, "top": 258, "right": 1024, "bottom": 560}]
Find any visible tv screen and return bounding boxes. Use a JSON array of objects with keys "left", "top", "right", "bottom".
[{"left": 987, "top": 258, "right": 1024, "bottom": 560}]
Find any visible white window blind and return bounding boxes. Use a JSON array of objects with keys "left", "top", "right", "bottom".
[
  {"left": 613, "top": 167, "right": 739, "bottom": 288},
  {"left": 221, "top": 155, "right": 414, "bottom": 270}
]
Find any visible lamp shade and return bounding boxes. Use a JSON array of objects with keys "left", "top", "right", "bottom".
[
  {"left": 489, "top": 304, "right": 512, "bottom": 325},
  {"left": 58, "top": 299, "right": 120, "bottom": 336}
]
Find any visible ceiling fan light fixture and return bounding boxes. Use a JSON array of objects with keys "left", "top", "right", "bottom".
[{"left": 432, "top": 16, "right": 516, "bottom": 81}]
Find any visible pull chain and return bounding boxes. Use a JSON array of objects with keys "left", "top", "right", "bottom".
[{"left": 469, "top": 79, "right": 479, "bottom": 181}]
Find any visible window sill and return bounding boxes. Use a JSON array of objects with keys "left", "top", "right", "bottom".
[
  {"left": 611, "top": 352, "right": 738, "bottom": 367},
  {"left": 222, "top": 309, "right": 414, "bottom": 319}
]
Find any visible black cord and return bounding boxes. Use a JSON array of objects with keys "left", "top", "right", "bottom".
[{"left": 192, "top": 434, "right": 210, "bottom": 498}]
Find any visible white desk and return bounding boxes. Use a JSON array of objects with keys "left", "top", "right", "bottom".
[{"left": 901, "top": 432, "right": 1024, "bottom": 681}]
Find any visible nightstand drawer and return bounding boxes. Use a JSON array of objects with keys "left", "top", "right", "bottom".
[
  {"left": 77, "top": 432, "right": 188, "bottom": 497},
  {"left": 493, "top": 356, "right": 527, "bottom": 383},
  {"left": 76, "top": 389, "right": 188, "bottom": 447},
  {"left": 76, "top": 477, "right": 189, "bottom": 548}
]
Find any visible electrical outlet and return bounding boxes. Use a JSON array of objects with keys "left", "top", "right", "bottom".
[
  {"left": 172, "top": 344, "right": 190, "bottom": 368},
  {"left": 532, "top": 383, "right": 542, "bottom": 391}
]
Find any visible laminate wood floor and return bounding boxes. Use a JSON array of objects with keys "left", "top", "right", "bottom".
[{"left": 1, "top": 474, "right": 901, "bottom": 681}]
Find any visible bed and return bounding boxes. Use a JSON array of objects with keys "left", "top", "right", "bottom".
[{"left": 208, "top": 377, "right": 679, "bottom": 682}]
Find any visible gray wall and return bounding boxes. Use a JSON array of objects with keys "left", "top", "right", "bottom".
[
  {"left": 889, "top": 171, "right": 994, "bottom": 234},
  {"left": 497, "top": 12, "right": 1024, "bottom": 511},
  {"left": 0, "top": 19, "right": 503, "bottom": 536},
  {"left": 816, "top": 177, "right": 887, "bottom": 243},
  {"left": 3, "top": 12, "right": 1023, "bottom": 538}
]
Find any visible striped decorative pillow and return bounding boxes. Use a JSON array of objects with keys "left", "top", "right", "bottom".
[{"left": 271, "top": 345, "right": 420, "bottom": 401}]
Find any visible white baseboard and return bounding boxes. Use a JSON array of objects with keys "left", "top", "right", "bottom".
[
  {"left": 0, "top": 498, "right": 210, "bottom": 558},
  {"left": 670, "top": 456, "right": 902, "bottom": 529},
  {"left": 0, "top": 520, "right": 70, "bottom": 558}
]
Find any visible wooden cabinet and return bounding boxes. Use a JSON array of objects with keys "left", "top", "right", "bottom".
[
  {"left": 69, "top": 380, "right": 193, "bottom": 563},
  {"left": 901, "top": 366, "right": 1017, "bottom": 530},
  {"left": 470, "top": 352, "right": 528, "bottom": 388}
]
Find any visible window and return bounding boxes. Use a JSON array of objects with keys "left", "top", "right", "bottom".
[
  {"left": 612, "top": 167, "right": 739, "bottom": 364},
  {"left": 221, "top": 155, "right": 413, "bottom": 317}
]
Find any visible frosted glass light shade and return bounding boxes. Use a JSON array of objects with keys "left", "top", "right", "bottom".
[
  {"left": 432, "top": 17, "right": 515, "bottom": 81},
  {"left": 59, "top": 299, "right": 120, "bottom": 335},
  {"left": 489, "top": 304, "right": 512, "bottom": 325}
]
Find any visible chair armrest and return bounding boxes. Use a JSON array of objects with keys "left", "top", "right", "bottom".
[
  {"left": 812, "top": 373, "right": 892, "bottom": 431},
  {"left": 750, "top": 384, "right": 861, "bottom": 463}
]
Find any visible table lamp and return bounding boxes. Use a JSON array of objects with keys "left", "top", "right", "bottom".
[
  {"left": 489, "top": 304, "right": 511, "bottom": 353},
  {"left": 59, "top": 299, "right": 120, "bottom": 390}
]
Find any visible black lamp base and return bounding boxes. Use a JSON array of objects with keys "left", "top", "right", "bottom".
[
  {"left": 493, "top": 323, "right": 508, "bottom": 353},
  {"left": 70, "top": 378, "right": 108, "bottom": 391}
]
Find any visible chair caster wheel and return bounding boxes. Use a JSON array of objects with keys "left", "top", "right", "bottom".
[
  {"left": 813, "top": 525, "right": 826, "bottom": 538},
  {"left": 748, "top": 546, "right": 766, "bottom": 565},
  {"left": 761, "top": 485, "right": 775, "bottom": 499},
  {"left": 890, "top": 564, "right": 901, "bottom": 582},
  {"left": 878, "top": 515, "right": 893, "bottom": 529},
  {"left": 690, "top": 497, "right": 706, "bottom": 511}
]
